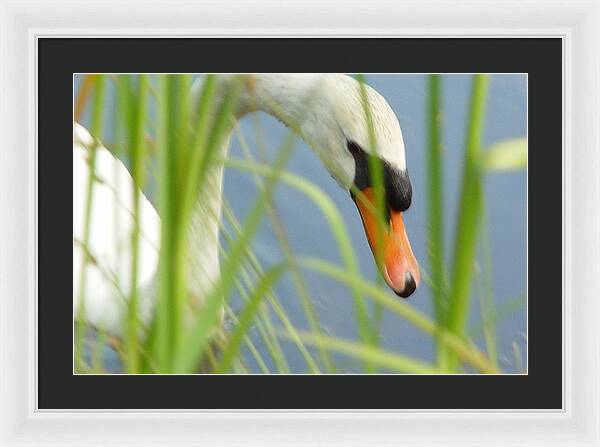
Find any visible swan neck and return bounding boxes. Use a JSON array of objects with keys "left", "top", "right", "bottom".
[
  {"left": 186, "top": 74, "right": 324, "bottom": 301},
  {"left": 186, "top": 122, "right": 232, "bottom": 302},
  {"left": 237, "top": 74, "right": 325, "bottom": 127}
]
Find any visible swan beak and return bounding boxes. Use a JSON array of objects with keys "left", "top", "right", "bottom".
[{"left": 353, "top": 187, "right": 420, "bottom": 298}]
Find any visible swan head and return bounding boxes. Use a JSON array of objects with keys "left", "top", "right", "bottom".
[
  {"left": 293, "top": 75, "right": 421, "bottom": 298},
  {"left": 233, "top": 74, "right": 420, "bottom": 297}
]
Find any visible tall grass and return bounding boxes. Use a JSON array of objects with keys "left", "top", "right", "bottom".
[
  {"left": 122, "top": 74, "right": 150, "bottom": 373},
  {"left": 74, "top": 74, "right": 106, "bottom": 371},
  {"left": 234, "top": 122, "right": 333, "bottom": 372},
  {"left": 442, "top": 75, "right": 489, "bottom": 370},
  {"left": 74, "top": 73, "right": 525, "bottom": 375},
  {"left": 426, "top": 74, "right": 446, "bottom": 324}
]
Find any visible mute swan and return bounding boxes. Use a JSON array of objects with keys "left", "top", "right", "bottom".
[{"left": 73, "top": 74, "right": 420, "bottom": 336}]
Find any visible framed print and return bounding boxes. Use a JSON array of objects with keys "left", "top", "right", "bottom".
[
  {"left": 68, "top": 68, "right": 530, "bottom": 379},
  {"left": 1, "top": 1, "right": 599, "bottom": 446}
]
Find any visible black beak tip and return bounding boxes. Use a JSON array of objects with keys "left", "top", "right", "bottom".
[{"left": 394, "top": 272, "right": 417, "bottom": 299}]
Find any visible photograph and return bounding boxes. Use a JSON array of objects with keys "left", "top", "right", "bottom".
[{"left": 73, "top": 73, "right": 527, "bottom": 375}]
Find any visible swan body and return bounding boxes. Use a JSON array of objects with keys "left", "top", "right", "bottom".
[
  {"left": 73, "top": 74, "right": 419, "bottom": 336},
  {"left": 73, "top": 124, "right": 160, "bottom": 334}
]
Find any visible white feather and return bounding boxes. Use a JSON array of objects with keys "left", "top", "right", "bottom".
[{"left": 73, "top": 124, "right": 159, "bottom": 335}]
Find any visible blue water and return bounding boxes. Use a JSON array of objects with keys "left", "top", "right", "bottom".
[{"left": 76, "top": 74, "right": 527, "bottom": 373}]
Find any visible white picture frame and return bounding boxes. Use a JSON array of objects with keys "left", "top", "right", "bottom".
[{"left": 1, "top": 0, "right": 598, "bottom": 445}]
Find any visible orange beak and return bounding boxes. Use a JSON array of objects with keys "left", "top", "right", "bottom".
[{"left": 353, "top": 187, "right": 420, "bottom": 298}]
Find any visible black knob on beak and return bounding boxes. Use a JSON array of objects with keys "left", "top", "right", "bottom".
[{"left": 394, "top": 272, "right": 416, "bottom": 298}]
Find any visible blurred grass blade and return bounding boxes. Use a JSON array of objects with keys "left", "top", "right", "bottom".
[
  {"left": 426, "top": 74, "right": 450, "bottom": 369},
  {"left": 75, "top": 74, "right": 106, "bottom": 371},
  {"left": 124, "top": 74, "right": 150, "bottom": 373},
  {"left": 223, "top": 306, "right": 272, "bottom": 374},
  {"left": 226, "top": 257, "right": 291, "bottom": 373},
  {"left": 284, "top": 331, "right": 443, "bottom": 374},
  {"left": 356, "top": 75, "right": 386, "bottom": 365},
  {"left": 483, "top": 138, "right": 528, "bottom": 171},
  {"left": 233, "top": 124, "right": 334, "bottom": 372},
  {"left": 469, "top": 292, "right": 526, "bottom": 338},
  {"left": 477, "top": 202, "right": 498, "bottom": 366},
  {"left": 168, "top": 75, "right": 193, "bottom": 357},
  {"left": 298, "top": 257, "right": 500, "bottom": 374},
  {"left": 512, "top": 341, "right": 525, "bottom": 373},
  {"left": 171, "top": 134, "right": 297, "bottom": 373},
  {"left": 185, "top": 76, "right": 243, "bottom": 221},
  {"left": 153, "top": 75, "right": 172, "bottom": 369},
  {"left": 426, "top": 74, "right": 447, "bottom": 327},
  {"left": 444, "top": 74, "right": 489, "bottom": 371},
  {"left": 74, "top": 74, "right": 96, "bottom": 122},
  {"left": 222, "top": 196, "right": 316, "bottom": 373},
  {"left": 356, "top": 74, "right": 386, "bottom": 273},
  {"left": 225, "top": 157, "right": 375, "bottom": 369},
  {"left": 182, "top": 75, "right": 219, "bottom": 224},
  {"left": 216, "top": 263, "right": 287, "bottom": 373}
]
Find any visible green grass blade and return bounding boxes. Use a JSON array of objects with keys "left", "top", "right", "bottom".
[
  {"left": 90, "top": 326, "right": 108, "bottom": 373},
  {"left": 75, "top": 74, "right": 107, "bottom": 371},
  {"left": 283, "top": 331, "right": 443, "bottom": 374},
  {"left": 153, "top": 75, "right": 174, "bottom": 370},
  {"left": 153, "top": 74, "right": 203, "bottom": 371},
  {"left": 221, "top": 200, "right": 318, "bottom": 373},
  {"left": 168, "top": 75, "right": 193, "bottom": 358},
  {"left": 356, "top": 75, "right": 386, "bottom": 275},
  {"left": 220, "top": 214, "right": 293, "bottom": 373},
  {"left": 223, "top": 306, "right": 272, "bottom": 374},
  {"left": 233, "top": 124, "right": 335, "bottom": 372},
  {"left": 216, "top": 263, "right": 287, "bottom": 373},
  {"left": 182, "top": 75, "right": 219, "bottom": 224},
  {"left": 477, "top": 202, "right": 498, "bottom": 365},
  {"left": 124, "top": 74, "right": 150, "bottom": 373},
  {"left": 298, "top": 257, "right": 500, "bottom": 374},
  {"left": 469, "top": 292, "right": 526, "bottom": 338},
  {"left": 444, "top": 74, "right": 490, "bottom": 371},
  {"left": 225, "top": 158, "right": 374, "bottom": 368},
  {"left": 175, "top": 75, "right": 193, "bottom": 177},
  {"left": 171, "top": 134, "right": 297, "bottom": 373},
  {"left": 426, "top": 74, "right": 447, "bottom": 325},
  {"left": 185, "top": 77, "right": 243, "bottom": 222},
  {"left": 483, "top": 138, "right": 527, "bottom": 171},
  {"left": 357, "top": 75, "right": 386, "bottom": 360}
]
